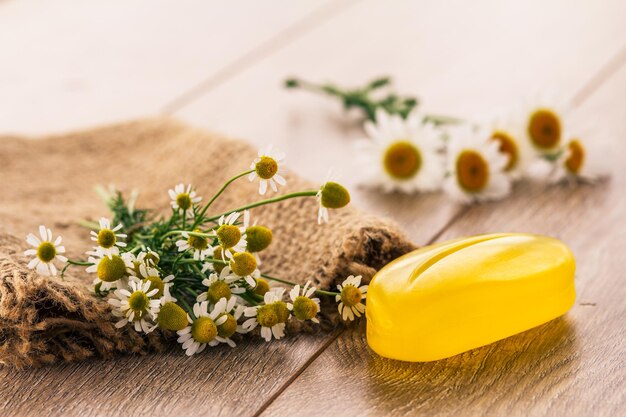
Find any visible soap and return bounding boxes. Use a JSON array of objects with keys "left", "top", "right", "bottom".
[{"left": 366, "top": 233, "right": 576, "bottom": 362}]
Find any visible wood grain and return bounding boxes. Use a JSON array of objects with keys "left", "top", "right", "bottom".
[
  {"left": 176, "top": 0, "right": 626, "bottom": 244},
  {"left": 260, "top": 60, "right": 626, "bottom": 417},
  {"left": 0, "top": 0, "right": 336, "bottom": 135},
  {"left": 1, "top": 1, "right": 625, "bottom": 416},
  {"left": 0, "top": 334, "right": 334, "bottom": 416}
]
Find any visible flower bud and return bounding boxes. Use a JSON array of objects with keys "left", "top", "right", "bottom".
[
  {"left": 97, "top": 255, "right": 126, "bottom": 282},
  {"left": 144, "top": 275, "right": 165, "bottom": 297},
  {"left": 320, "top": 182, "right": 350, "bottom": 209},
  {"left": 157, "top": 302, "right": 188, "bottom": 331},
  {"left": 207, "top": 281, "right": 231, "bottom": 304},
  {"left": 230, "top": 252, "right": 257, "bottom": 277},
  {"left": 246, "top": 226, "right": 273, "bottom": 252},
  {"left": 253, "top": 278, "right": 270, "bottom": 296}
]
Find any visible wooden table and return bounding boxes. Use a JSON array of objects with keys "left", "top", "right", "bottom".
[{"left": 1, "top": 1, "right": 625, "bottom": 415}]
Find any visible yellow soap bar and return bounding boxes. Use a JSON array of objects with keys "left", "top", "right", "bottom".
[{"left": 366, "top": 233, "right": 576, "bottom": 362}]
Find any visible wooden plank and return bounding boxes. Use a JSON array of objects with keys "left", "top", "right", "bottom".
[
  {"left": 175, "top": 0, "right": 626, "bottom": 243},
  {"left": 0, "top": 334, "right": 338, "bottom": 417},
  {"left": 260, "top": 60, "right": 626, "bottom": 416},
  {"left": 0, "top": 0, "right": 337, "bottom": 135},
  {"left": 0, "top": 2, "right": 623, "bottom": 417}
]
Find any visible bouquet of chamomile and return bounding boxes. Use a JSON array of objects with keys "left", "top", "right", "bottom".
[
  {"left": 286, "top": 76, "right": 602, "bottom": 203},
  {"left": 23, "top": 146, "right": 366, "bottom": 356}
]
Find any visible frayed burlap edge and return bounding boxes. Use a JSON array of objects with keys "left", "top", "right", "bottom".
[
  {"left": 0, "top": 234, "right": 171, "bottom": 368},
  {"left": 1, "top": 223, "right": 415, "bottom": 367}
]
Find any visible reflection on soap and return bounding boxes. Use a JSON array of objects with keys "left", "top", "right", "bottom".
[{"left": 366, "top": 233, "right": 576, "bottom": 362}]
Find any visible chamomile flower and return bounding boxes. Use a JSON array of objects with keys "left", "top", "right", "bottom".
[
  {"left": 137, "top": 248, "right": 160, "bottom": 266},
  {"left": 108, "top": 278, "right": 160, "bottom": 333},
  {"left": 86, "top": 250, "right": 128, "bottom": 291},
  {"left": 228, "top": 252, "right": 260, "bottom": 287},
  {"left": 443, "top": 127, "right": 511, "bottom": 204},
  {"left": 243, "top": 288, "right": 289, "bottom": 342},
  {"left": 287, "top": 281, "right": 320, "bottom": 323},
  {"left": 336, "top": 275, "right": 368, "bottom": 322},
  {"left": 245, "top": 224, "right": 272, "bottom": 261},
  {"left": 175, "top": 229, "right": 212, "bottom": 261},
  {"left": 482, "top": 113, "right": 533, "bottom": 180},
  {"left": 156, "top": 299, "right": 187, "bottom": 331},
  {"left": 168, "top": 183, "right": 202, "bottom": 213},
  {"left": 532, "top": 137, "right": 599, "bottom": 184},
  {"left": 522, "top": 94, "right": 571, "bottom": 157},
  {"left": 252, "top": 277, "right": 270, "bottom": 296},
  {"left": 24, "top": 225, "right": 68, "bottom": 276},
  {"left": 213, "top": 296, "right": 246, "bottom": 347},
  {"left": 356, "top": 108, "right": 445, "bottom": 193},
  {"left": 137, "top": 264, "right": 174, "bottom": 298},
  {"left": 248, "top": 144, "right": 287, "bottom": 195},
  {"left": 176, "top": 301, "right": 228, "bottom": 356},
  {"left": 90, "top": 217, "right": 126, "bottom": 258},
  {"left": 211, "top": 211, "right": 248, "bottom": 259},
  {"left": 316, "top": 176, "right": 351, "bottom": 224},
  {"left": 197, "top": 268, "right": 243, "bottom": 304},
  {"left": 153, "top": 281, "right": 182, "bottom": 330}
]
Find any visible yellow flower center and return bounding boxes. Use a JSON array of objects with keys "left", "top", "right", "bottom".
[
  {"left": 230, "top": 252, "right": 257, "bottom": 277},
  {"left": 273, "top": 301, "right": 290, "bottom": 323},
  {"left": 143, "top": 251, "right": 160, "bottom": 266},
  {"left": 97, "top": 255, "right": 127, "bottom": 282},
  {"left": 128, "top": 291, "right": 149, "bottom": 315},
  {"left": 216, "top": 224, "right": 241, "bottom": 249},
  {"left": 36, "top": 241, "right": 56, "bottom": 263},
  {"left": 157, "top": 302, "right": 188, "bottom": 331},
  {"left": 292, "top": 296, "right": 318, "bottom": 321},
  {"left": 565, "top": 140, "right": 585, "bottom": 174},
  {"left": 256, "top": 305, "right": 278, "bottom": 328},
  {"left": 144, "top": 276, "right": 164, "bottom": 297},
  {"left": 255, "top": 156, "right": 278, "bottom": 179},
  {"left": 528, "top": 108, "right": 561, "bottom": 150},
  {"left": 212, "top": 247, "right": 227, "bottom": 273},
  {"left": 129, "top": 260, "right": 142, "bottom": 277},
  {"left": 191, "top": 317, "right": 217, "bottom": 344},
  {"left": 320, "top": 182, "right": 351, "bottom": 209},
  {"left": 217, "top": 313, "right": 238, "bottom": 338},
  {"left": 97, "top": 229, "right": 116, "bottom": 248},
  {"left": 246, "top": 226, "right": 273, "bottom": 253},
  {"left": 207, "top": 280, "right": 232, "bottom": 304},
  {"left": 188, "top": 230, "right": 208, "bottom": 251},
  {"left": 383, "top": 141, "right": 422, "bottom": 179},
  {"left": 340, "top": 285, "right": 362, "bottom": 307},
  {"left": 456, "top": 150, "right": 490, "bottom": 193},
  {"left": 491, "top": 131, "right": 519, "bottom": 171},
  {"left": 253, "top": 278, "right": 270, "bottom": 296},
  {"left": 176, "top": 193, "right": 192, "bottom": 210}
]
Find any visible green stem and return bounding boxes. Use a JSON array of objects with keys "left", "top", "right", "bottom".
[
  {"left": 193, "top": 170, "right": 254, "bottom": 228},
  {"left": 161, "top": 230, "right": 213, "bottom": 239},
  {"left": 423, "top": 114, "right": 464, "bottom": 126},
  {"left": 261, "top": 273, "right": 298, "bottom": 286},
  {"left": 178, "top": 295, "right": 193, "bottom": 315},
  {"left": 315, "top": 289, "right": 340, "bottom": 297},
  {"left": 60, "top": 259, "right": 93, "bottom": 279},
  {"left": 171, "top": 250, "right": 189, "bottom": 271},
  {"left": 286, "top": 76, "right": 462, "bottom": 124},
  {"left": 77, "top": 219, "right": 100, "bottom": 230},
  {"left": 203, "top": 257, "right": 227, "bottom": 265},
  {"left": 240, "top": 292, "right": 260, "bottom": 306},
  {"left": 261, "top": 274, "right": 340, "bottom": 296},
  {"left": 67, "top": 259, "right": 93, "bottom": 266},
  {"left": 206, "top": 191, "right": 318, "bottom": 222}
]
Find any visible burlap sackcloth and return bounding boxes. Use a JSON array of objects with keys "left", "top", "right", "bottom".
[{"left": 0, "top": 118, "right": 416, "bottom": 368}]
